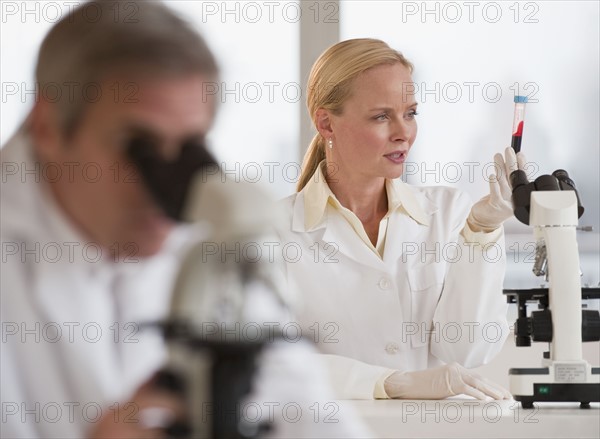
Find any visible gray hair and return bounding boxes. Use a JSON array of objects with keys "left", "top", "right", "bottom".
[{"left": 35, "top": 0, "right": 219, "bottom": 136}]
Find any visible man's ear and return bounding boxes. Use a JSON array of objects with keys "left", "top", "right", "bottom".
[
  {"left": 30, "top": 98, "right": 65, "bottom": 161},
  {"left": 315, "top": 108, "right": 334, "bottom": 139}
]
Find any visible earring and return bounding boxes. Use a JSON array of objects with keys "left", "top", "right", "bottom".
[{"left": 328, "top": 138, "right": 333, "bottom": 149}]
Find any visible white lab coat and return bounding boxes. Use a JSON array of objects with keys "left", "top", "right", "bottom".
[
  {"left": 279, "top": 181, "right": 510, "bottom": 399},
  {"left": 0, "top": 126, "right": 187, "bottom": 438},
  {"left": 1, "top": 126, "right": 370, "bottom": 438}
]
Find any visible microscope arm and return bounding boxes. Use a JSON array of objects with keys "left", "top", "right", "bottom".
[{"left": 531, "top": 191, "right": 583, "bottom": 362}]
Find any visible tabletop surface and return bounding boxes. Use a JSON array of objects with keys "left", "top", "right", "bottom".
[{"left": 342, "top": 398, "right": 600, "bottom": 438}]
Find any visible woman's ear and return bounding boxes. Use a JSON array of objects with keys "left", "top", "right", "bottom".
[{"left": 315, "top": 108, "right": 334, "bottom": 139}]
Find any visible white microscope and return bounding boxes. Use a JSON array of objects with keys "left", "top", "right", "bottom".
[{"left": 505, "top": 168, "right": 600, "bottom": 409}]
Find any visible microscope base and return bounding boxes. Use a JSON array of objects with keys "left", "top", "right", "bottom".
[{"left": 509, "top": 367, "right": 600, "bottom": 409}]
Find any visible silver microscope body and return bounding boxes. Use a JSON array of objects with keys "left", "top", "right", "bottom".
[{"left": 127, "top": 139, "right": 290, "bottom": 437}]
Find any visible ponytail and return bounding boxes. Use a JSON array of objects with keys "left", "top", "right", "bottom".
[{"left": 297, "top": 133, "right": 326, "bottom": 191}]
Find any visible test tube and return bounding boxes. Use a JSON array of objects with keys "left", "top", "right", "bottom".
[{"left": 511, "top": 95, "right": 528, "bottom": 153}]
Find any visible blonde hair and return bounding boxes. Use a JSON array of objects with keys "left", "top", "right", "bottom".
[{"left": 296, "top": 38, "right": 414, "bottom": 191}]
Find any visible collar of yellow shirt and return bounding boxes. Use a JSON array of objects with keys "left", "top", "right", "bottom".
[
  {"left": 300, "top": 159, "right": 432, "bottom": 258},
  {"left": 302, "top": 160, "right": 431, "bottom": 231}
]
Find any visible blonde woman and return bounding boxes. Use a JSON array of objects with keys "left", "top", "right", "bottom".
[{"left": 280, "top": 39, "right": 524, "bottom": 400}]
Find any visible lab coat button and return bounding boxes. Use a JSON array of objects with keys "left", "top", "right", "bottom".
[
  {"left": 378, "top": 277, "right": 391, "bottom": 290},
  {"left": 385, "top": 342, "right": 400, "bottom": 355}
]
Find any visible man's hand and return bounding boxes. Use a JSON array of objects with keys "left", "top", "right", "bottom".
[{"left": 88, "top": 374, "right": 186, "bottom": 439}]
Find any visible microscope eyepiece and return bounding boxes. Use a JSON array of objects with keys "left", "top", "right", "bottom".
[
  {"left": 510, "top": 169, "right": 533, "bottom": 225},
  {"left": 534, "top": 175, "right": 561, "bottom": 191},
  {"left": 553, "top": 169, "right": 577, "bottom": 190},
  {"left": 552, "top": 169, "right": 585, "bottom": 218},
  {"left": 127, "top": 137, "right": 218, "bottom": 221},
  {"left": 509, "top": 169, "right": 530, "bottom": 190}
]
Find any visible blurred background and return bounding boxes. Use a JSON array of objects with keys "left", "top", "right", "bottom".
[{"left": 2, "top": 0, "right": 599, "bottom": 292}]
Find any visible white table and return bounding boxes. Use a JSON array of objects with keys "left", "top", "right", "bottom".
[{"left": 343, "top": 399, "right": 600, "bottom": 438}]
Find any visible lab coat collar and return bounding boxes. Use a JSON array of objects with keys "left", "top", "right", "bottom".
[
  {"left": 2, "top": 124, "right": 136, "bottom": 283},
  {"left": 37, "top": 172, "right": 119, "bottom": 282},
  {"left": 292, "top": 160, "right": 436, "bottom": 233}
]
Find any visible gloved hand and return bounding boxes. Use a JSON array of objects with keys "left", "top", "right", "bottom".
[
  {"left": 467, "top": 147, "right": 527, "bottom": 233},
  {"left": 384, "top": 362, "right": 512, "bottom": 400}
]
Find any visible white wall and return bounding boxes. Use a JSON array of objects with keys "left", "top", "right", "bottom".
[
  {"left": 341, "top": 0, "right": 600, "bottom": 292},
  {"left": 1, "top": 0, "right": 301, "bottom": 198},
  {"left": 341, "top": 0, "right": 600, "bottom": 235}
]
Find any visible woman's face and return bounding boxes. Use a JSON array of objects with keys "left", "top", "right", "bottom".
[{"left": 327, "top": 62, "right": 418, "bottom": 181}]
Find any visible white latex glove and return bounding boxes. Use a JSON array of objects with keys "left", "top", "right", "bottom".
[
  {"left": 467, "top": 147, "right": 528, "bottom": 232},
  {"left": 383, "top": 362, "right": 512, "bottom": 400}
]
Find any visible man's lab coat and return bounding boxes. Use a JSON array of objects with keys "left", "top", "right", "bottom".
[
  {"left": 0, "top": 125, "right": 190, "bottom": 437},
  {"left": 0, "top": 127, "right": 370, "bottom": 438},
  {"left": 279, "top": 176, "right": 510, "bottom": 399}
]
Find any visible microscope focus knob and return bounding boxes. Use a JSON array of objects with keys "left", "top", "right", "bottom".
[
  {"left": 582, "top": 310, "right": 600, "bottom": 342},
  {"left": 530, "top": 309, "right": 553, "bottom": 342}
]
